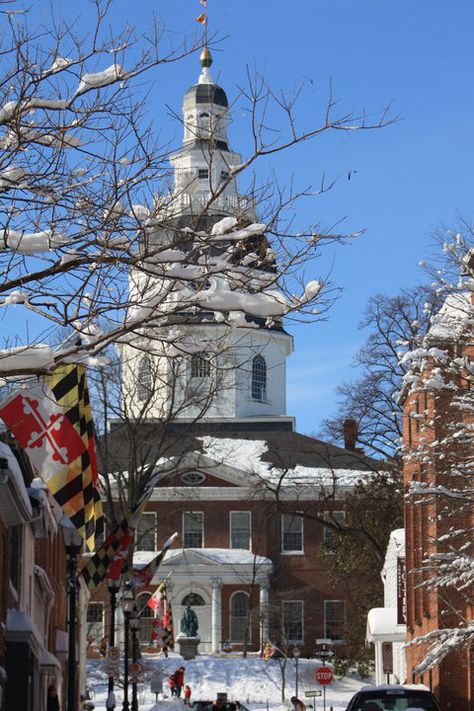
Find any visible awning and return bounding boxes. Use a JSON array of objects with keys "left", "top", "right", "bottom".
[
  {"left": 40, "top": 649, "right": 61, "bottom": 674},
  {"left": 366, "top": 607, "right": 406, "bottom": 643}
]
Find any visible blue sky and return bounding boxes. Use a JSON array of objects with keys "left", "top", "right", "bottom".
[{"left": 16, "top": 1, "right": 474, "bottom": 435}]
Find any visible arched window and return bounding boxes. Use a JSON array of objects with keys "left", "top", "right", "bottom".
[
  {"left": 181, "top": 592, "right": 206, "bottom": 606},
  {"left": 191, "top": 353, "right": 211, "bottom": 378},
  {"left": 251, "top": 355, "right": 267, "bottom": 401},
  {"left": 137, "top": 356, "right": 153, "bottom": 402},
  {"left": 136, "top": 593, "right": 154, "bottom": 644},
  {"left": 230, "top": 592, "right": 250, "bottom": 642}
]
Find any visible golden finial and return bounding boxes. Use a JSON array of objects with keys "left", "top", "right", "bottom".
[{"left": 200, "top": 46, "right": 213, "bottom": 69}]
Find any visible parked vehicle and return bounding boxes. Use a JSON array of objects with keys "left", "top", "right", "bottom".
[{"left": 345, "top": 684, "right": 441, "bottom": 711}]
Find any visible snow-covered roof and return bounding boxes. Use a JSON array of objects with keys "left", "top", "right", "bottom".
[
  {"left": 366, "top": 607, "right": 406, "bottom": 643},
  {"left": 0, "top": 441, "right": 33, "bottom": 524},
  {"left": 199, "top": 436, "right": 369, "bottom": 488},
  {"left": 134, "top": 547, "right": 271, "bottom": 568},
  {"left": 6, "top": 608, "right": 43, "bottom": 647},
  {"left": 427, "top": 291, "right": 472, "bottom": 341}
]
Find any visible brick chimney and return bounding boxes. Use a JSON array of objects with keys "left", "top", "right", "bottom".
[{"left": 343, "top": 418, "right": 358, "bottom": 451}]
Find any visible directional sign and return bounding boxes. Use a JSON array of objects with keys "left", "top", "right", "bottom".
[
  {"left": 305, "top": 690, "right": 323, "bottom": 697},
  {"left": 315, "top": 667, "right": 333, "bottom": 685}
]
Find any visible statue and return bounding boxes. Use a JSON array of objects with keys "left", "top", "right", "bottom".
[{"left": 180, "top": 603, "right": 199, "bottom": 637}]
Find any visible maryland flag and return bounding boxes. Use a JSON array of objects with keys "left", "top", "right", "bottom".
[
  {"left": 106, "top": 491, "right": 152, "bottom": 581},
  {"left": 0, "top": 364, "right": 104, "bottom": 550},
  {"left": 131, "top": 532, "right": 178, "bottom": 589},
  {"left": 47, "top": 364, "right": 104, "bottom": 548},
  {"left": 150, "top": 582, "right": 174, "bottom": 652},
  {"left": 196, "top": 13, "right": 206, "bottom": 25},
  {"left": 80, "top": 517, "right": 129, "bottom": 591}
]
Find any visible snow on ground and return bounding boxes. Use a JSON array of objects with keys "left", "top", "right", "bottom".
[{"left": 86, "top": 653, "right": 372, "bottom": 711}]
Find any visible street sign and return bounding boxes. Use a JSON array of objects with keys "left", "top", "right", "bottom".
[
  {"left": 305, "top": 690, "right": 323, "bottom": 697},
  {"left": 315, "top": 667, "right": 333, "bottom": 685},
  {"left": 318, "top": 650, "right": 334, "bottom": 659},
  {"left": 106, "top": 662, "right": 120, "bottom": 679},
  {"left": 108, "top": 646, "right": 120, "bottom": 661},
  {"left": 382, "top": 642, "right": 393, "bottom": 674},
  {"left": 128, "top": 661, "right": 144, "bottom": 678}
]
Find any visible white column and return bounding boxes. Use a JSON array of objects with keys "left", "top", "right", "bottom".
[
  {"left": 259, "top": 581, "right": 270, "bottom": 649},
  {"left": 211, "top": 578, "right": 222, "bottom": 654}
]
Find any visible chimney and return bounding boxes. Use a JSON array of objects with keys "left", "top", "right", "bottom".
[{"left": 343, "top": 418, "right": 358, "bottom": 451}]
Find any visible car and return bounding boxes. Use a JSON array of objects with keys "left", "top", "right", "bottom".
[
  {"left": 344, "top": 684, "right": 441, "bottom": 711},
  {"left": 192, "top": 701, "right": 251, "bottom": 711}
]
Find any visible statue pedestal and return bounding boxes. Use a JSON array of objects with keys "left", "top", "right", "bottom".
[{"left": 177, "top": 634, "right": 200, "bottom": 660}]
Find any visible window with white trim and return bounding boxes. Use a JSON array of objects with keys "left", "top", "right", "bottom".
[
  {"left": 251, "top": 355, "right": 267, "bottom": 401},
  {"left": 230, "top": 591, "right": 250, "bottom": 642},
  {"left": 137, "top": 356, "right": 153, "bottom": 402},
  {"left": 198, "top": 168, "right": 209, "bottom": 180},
  {"left": 86, "top": 602, "right": 104, "bottom": 642},
  {"left": 323, "top": 510, "right": 346, "bottom": 547},
  {"left": 183, "top": 511, "right": 204, "bottom": 548},
  {"left": 230, "top": 511, "right": 251, "bottom": 550},
  {"left": 191, "top": 353, "right": 211, "bottom": 378},
  {"left": 137, "top": 512, "right": 156, "bottom": 552},
  {"left": 324, "top": 600, "right": 345, "bottom": 642},
  {"left": 136, "top": 593, "right": 154, "bottom": 643},
  {"left": 282, "top": 600, "right": 303, "bottom": 644},
  {"left": 281, "top": 513, "right": 303, "bottom": 553}
]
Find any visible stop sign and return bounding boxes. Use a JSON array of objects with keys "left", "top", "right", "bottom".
[{"left": 315, "top": 666, "right": 333, "bottom": 685}]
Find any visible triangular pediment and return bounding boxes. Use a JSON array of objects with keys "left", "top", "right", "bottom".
[{"left": 153, "top": 451, "right": 256, "bottom": 489}]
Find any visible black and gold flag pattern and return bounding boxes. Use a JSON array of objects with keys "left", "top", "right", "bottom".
[
  {"left": 46, "top": 364, "right": 104, "bottom": 550},
  {"left": 80, "top": 518, "right": 129, "bottom": 591}
]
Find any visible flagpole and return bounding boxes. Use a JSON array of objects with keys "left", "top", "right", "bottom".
[{"left": 135, "top": 572, "right": 172, "bottom": 620}]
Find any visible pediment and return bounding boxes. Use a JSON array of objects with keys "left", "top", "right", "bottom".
[{"left": 153, "top": 451, "right": 255, "bottom": 489}]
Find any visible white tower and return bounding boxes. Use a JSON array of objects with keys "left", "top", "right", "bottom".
[{"left": 122, "top": 49, "right": 294, "bottom": 428}]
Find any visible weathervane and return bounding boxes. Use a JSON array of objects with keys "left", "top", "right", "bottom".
[{"left": 196, "top": 0, "right": 209, "bottom": 47}]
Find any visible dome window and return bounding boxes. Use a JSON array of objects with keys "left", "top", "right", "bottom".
[
  {"left": 137, "top": 356, "right": 153, "bottom": 402},
  {"left": 251, "top": 355, "right": 267, "bottom": 401}
]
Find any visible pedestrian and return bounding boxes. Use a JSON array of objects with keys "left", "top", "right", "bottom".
[
  {"left": 184, "top": 685, "right": 192, "bottom": 705},
  {"left": 290, "top": 697, "right": 306, "bottom": 711},
  {"left": 47, "top": 684, "right": 60, "bottom": 711},
  {"left": 168, "top": 674, "right": 177, "bottom": 697},
  {"left": 173, "top": 666, "right": 185, "bottom": 697}
]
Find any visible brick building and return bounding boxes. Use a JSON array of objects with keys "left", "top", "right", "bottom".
[
  {"left": 402, "top": 290, "right": 474, "bottom": 710},
  {"left": 0, "top": 437, "right": 71, "bottom": 711}
]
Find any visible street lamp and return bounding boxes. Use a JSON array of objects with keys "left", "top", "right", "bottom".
[
  {"left": 121, "top": 584, "right": 134, "bottom": 711},
  {"left": 129, "top": 610, "right": 139, "bottom": 711},
  {"left": 60, "top": 515, "right": 83, "bottom": 711},
  {"left": 106, "top": 577, "right": 121, "bottom": 711},
  {"left": 293, "top": 645, "right": 301, "bottom": 699}
]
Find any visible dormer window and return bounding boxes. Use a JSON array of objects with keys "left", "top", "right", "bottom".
[
  {"left": 220, "top": 170, "right": 230, "bottom": 182},
  {"left": 198, "top": 168, "right": 209, "bottom": 180}
]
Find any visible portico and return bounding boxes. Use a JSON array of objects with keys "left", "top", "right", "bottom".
[{"left": 149, "top": 548, "right": 272, "bottom": 654}]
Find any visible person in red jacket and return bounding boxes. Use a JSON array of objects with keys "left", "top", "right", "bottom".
[
  {"left": 184, "top": 685, "right": 192, "bottom": 705},
  {"left": 170, "top": 666, "right": 185, "bottom": 697}
]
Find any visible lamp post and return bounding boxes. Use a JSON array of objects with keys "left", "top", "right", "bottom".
[
  {"left": 293, "top": 645, "right": 301, "bottom": 699},
  {"left": 129, "top": 610, "right": 139, "bottom": 711},
  {"left": 106, "top": 577, "right": 121, "bottom": 711},
  {"left": 121, "top": 584, "right": 134, "bottom": 711},
  {"left": 60, "top": 515, "right": 83, "bottom": 711}
]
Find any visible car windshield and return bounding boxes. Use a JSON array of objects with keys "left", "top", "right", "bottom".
[{"left": 356, "top": 693, "right": 438, "bottom": 711}]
